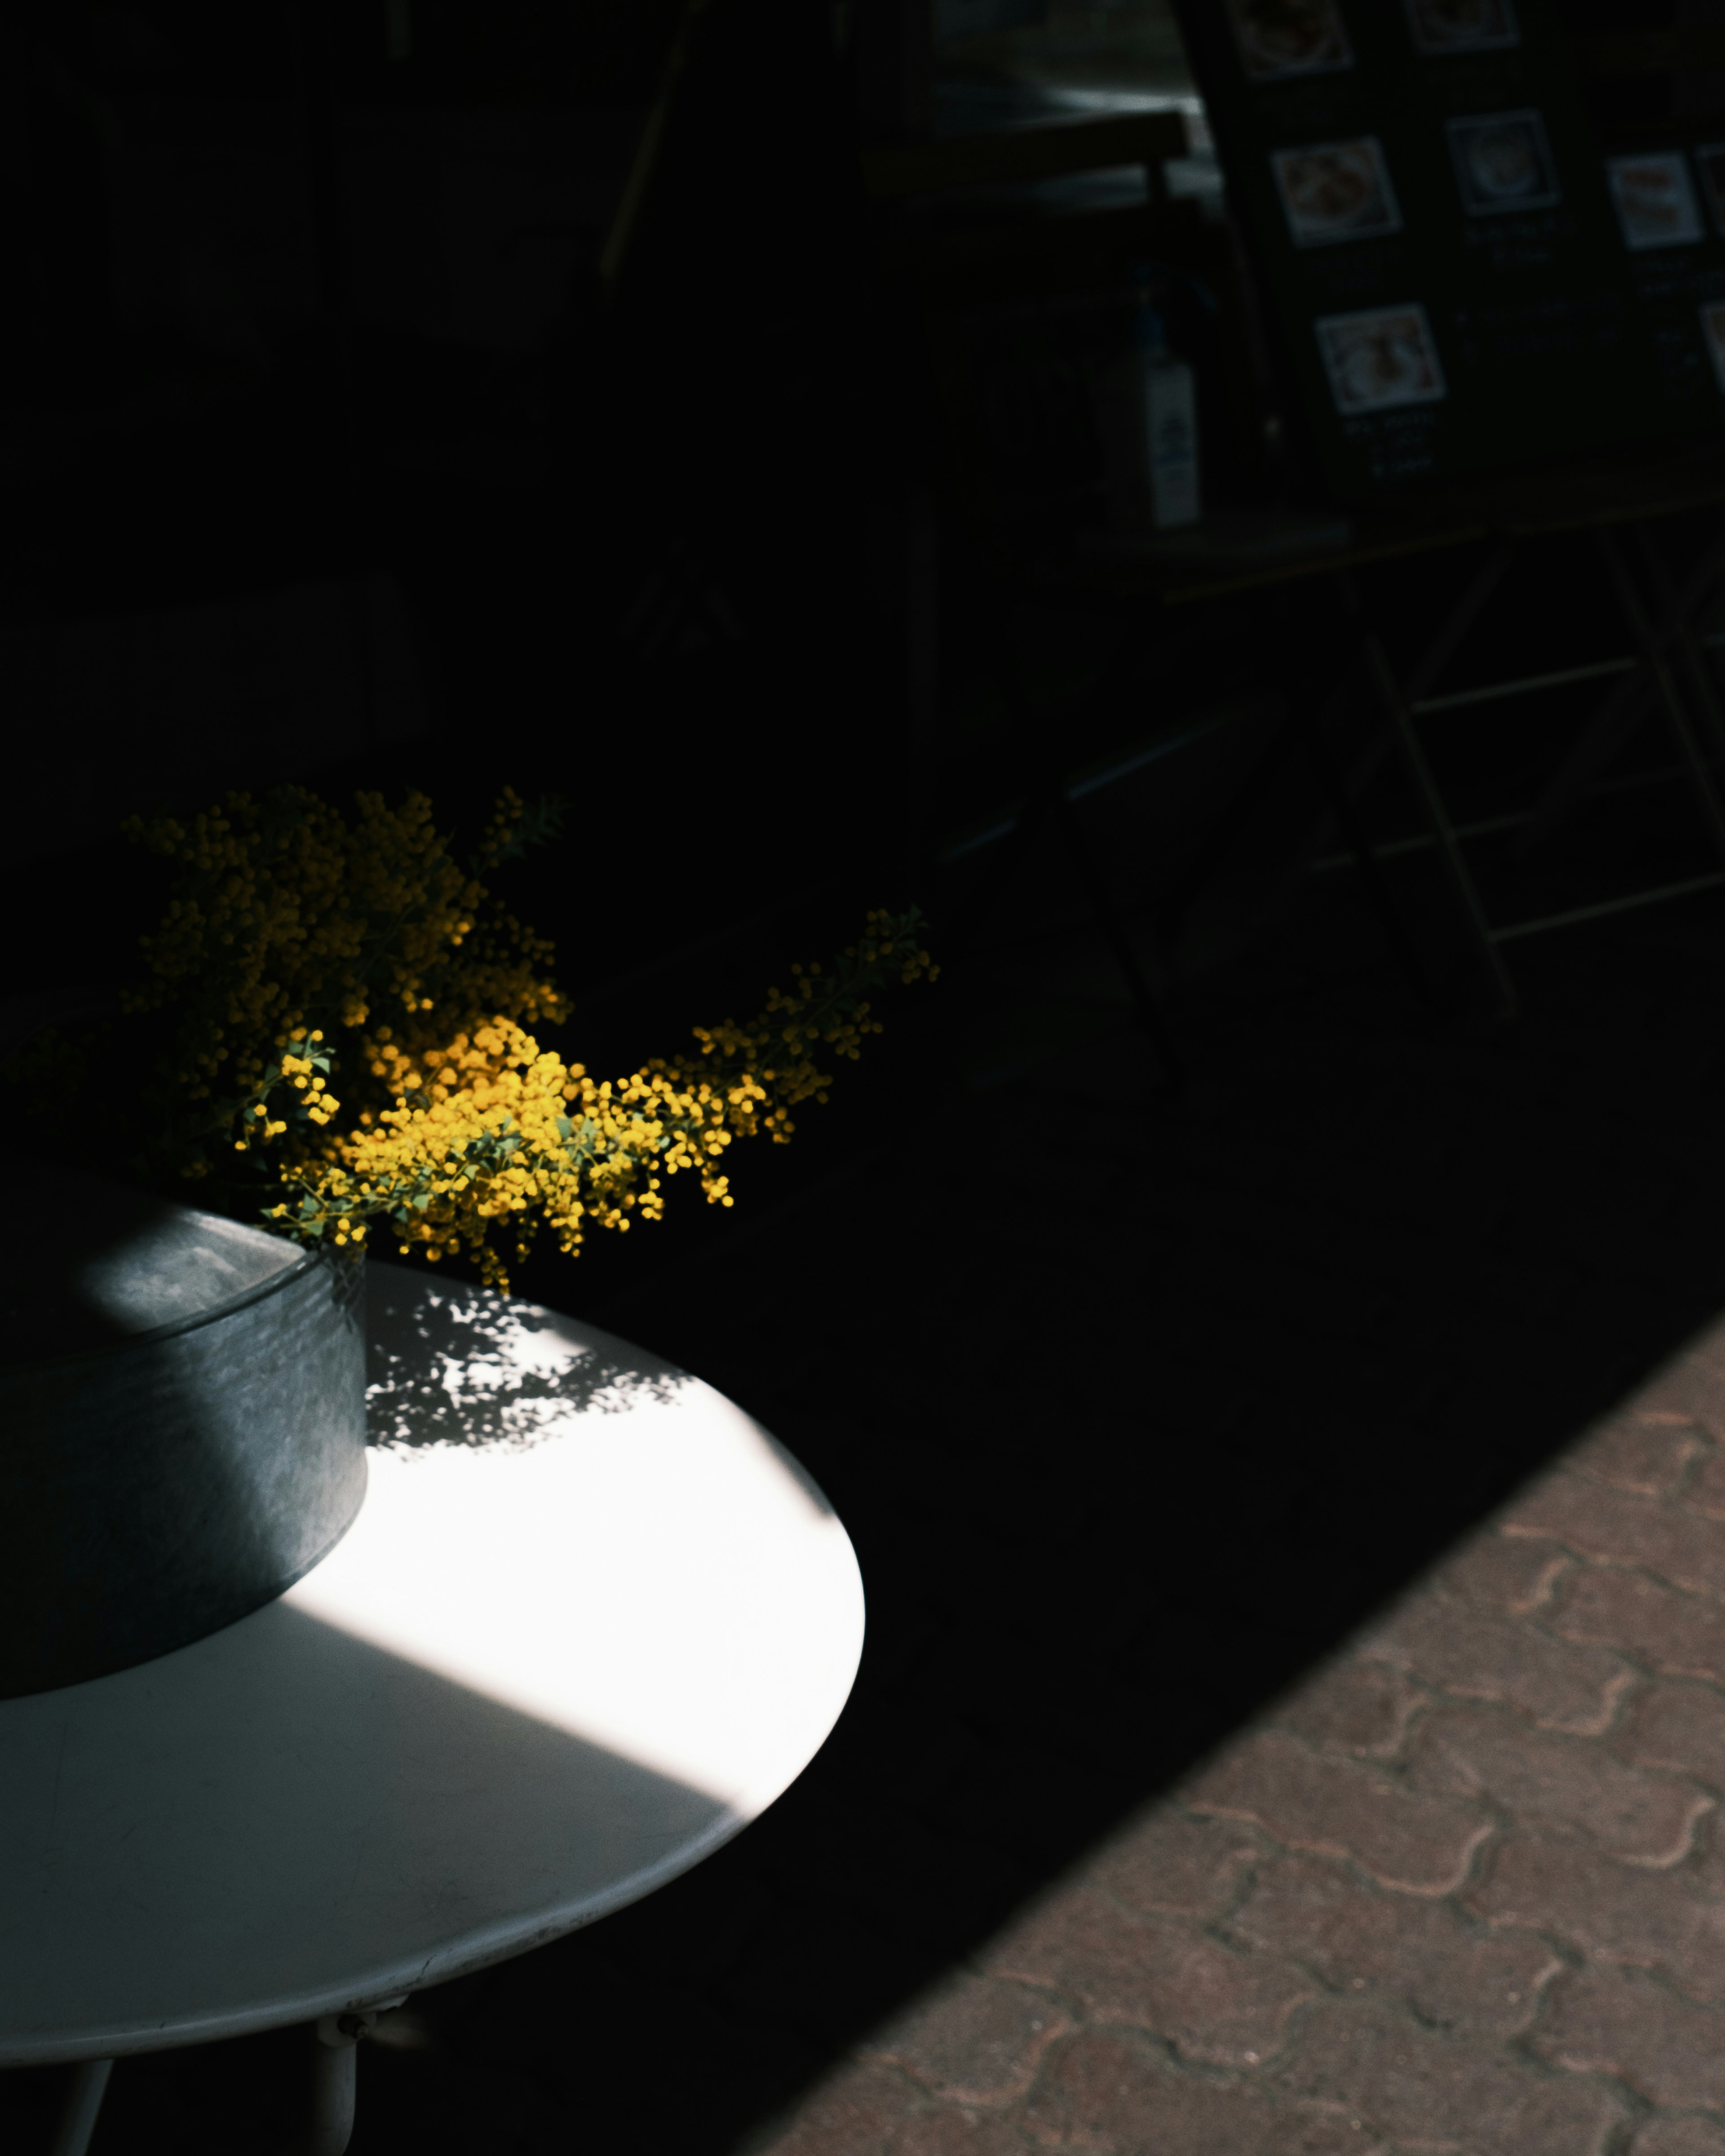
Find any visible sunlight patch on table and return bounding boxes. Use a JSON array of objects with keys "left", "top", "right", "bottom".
[{"left": 288, "top": 1382, "right": 865, "bottom": 1812}]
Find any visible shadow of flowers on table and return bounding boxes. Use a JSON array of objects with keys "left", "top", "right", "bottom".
[{"left": 364, "top": 1259, "right": 694, "bottom": 1454}]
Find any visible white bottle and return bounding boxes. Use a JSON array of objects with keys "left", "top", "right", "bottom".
[{"left": 1138, "top": 303, "right": 1201, "bottom": 530}]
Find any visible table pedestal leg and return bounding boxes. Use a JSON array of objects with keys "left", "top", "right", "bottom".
[
  {"left": 50, "top": 2059, "right": 112, "bottom": 2156},
  {"left": 289, "top": 2014, "right": 373, "bottom": 2156}
]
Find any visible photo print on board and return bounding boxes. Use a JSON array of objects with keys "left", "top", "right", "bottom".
[
  {"left": 1696, "top": 145, "right": 1725, "bottom": 238},
  {"left": 1273, "top": 138, "right": 1403, "bottom": 246},
  {"left": 1702, "top": 304, "right": 1725, "bottom": 394},
  {"left": 1225, "top": 0, "right": 1352, "bottom": 82},
  {"left": 1404, "top": 0, "right": 1519, "bottom": 53},
  {"left": 1315, "top": 303, "right": 1448, "bottom": 413},
  {"left": 1606, "top": 152, "right": 1705, "bottom": 249},
  {"left": 1446, "top": 111, "right": 1560, "bottom": 216}
]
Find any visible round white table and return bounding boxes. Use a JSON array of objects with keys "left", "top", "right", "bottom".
[{"left": 0, "top": 1264, "right": 865, "bottom": 2154}]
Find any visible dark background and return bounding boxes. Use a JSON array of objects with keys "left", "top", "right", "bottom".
[{"left": 10, "top": 4, "right": 1725, "bottom": 2152}]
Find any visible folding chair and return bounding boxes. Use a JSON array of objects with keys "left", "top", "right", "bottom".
[{"left": 1332, "top": 491, "right": 1725, "bottom": 1018}]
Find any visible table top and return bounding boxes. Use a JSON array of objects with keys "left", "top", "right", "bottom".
[{"left": 0, "top": 1264, "right": 865, "bottom": 2066}]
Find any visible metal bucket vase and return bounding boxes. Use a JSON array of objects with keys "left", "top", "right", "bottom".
[{"left": 0, "top": 1171, "right": 367, "bottom": 1698}]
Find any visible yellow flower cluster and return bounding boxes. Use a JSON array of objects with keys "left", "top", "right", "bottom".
[
  {"left": 114, "top": 785, "right": 564, "bottom": 1185},
  {"left": 269, "top": 908, "right": 939, "bottom": 1288},
  {"left": 7, "top": 780, "right": 938, "bottom": 1293}
]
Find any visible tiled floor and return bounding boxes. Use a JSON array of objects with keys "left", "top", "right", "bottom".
[
  {"left": 20, "top": 858, "right": 1725, "bottom": 2155},
  {"left": 750, "top": 1357, "right": 1725, "bottom": 2156}
]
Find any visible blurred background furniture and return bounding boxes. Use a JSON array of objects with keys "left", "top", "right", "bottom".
[
  {"left": 1045, "top": 446, "right": 1725, "bottom": 1019},
  {"left": 859, "top": 107, "right": 1307, "bottom": 1090}
]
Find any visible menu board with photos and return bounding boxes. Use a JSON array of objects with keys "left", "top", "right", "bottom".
[{"left": 1169, "top": 0, "right": 1725, "bottom": 503}]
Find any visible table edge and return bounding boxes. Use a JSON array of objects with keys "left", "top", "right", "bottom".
[{"left": 1, "top": 1799, "right": 760, "bottom": 2067}]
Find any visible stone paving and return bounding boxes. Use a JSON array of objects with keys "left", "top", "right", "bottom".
[{"left": 746, "top": 1357, "right": 1725, "bottom": 2156}]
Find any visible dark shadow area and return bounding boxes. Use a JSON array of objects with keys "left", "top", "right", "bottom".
[
  {"left": 251, "top": 865, "right": 1725, "bottom": 2155},
  {"left": 13, "top": 4, "right": 1725, "bottom": 2150}
]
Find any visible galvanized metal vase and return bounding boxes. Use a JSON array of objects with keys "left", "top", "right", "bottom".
[{"left": 0, "top": 1171, "right": 367, "bottom": 1698}]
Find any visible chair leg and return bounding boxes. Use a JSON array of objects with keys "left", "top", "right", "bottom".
[
  {"left": 49, "top": 2060, "right": 112, "bottom": 2156},
  {"left": 1513, "top": 528, "right": 1725, "bottom": 856},
  {"left": 1597, "top": 525, "right": 1725, "bottom": 865},
  {"left": 1294, "top": 694, "right": 1435, "bottom": 1009},
  {"left": 1331, "top": 568, "right": 1517, "bottom": 1020},
  {"left": 1632, "top": 517, "right": 1725, "bottom": 767},
  {"left": 1354, "top": 627, "right": 1517, "bottom": 1019},
  {"left": 1050, "top": 785, "right": 1185, "bottom": 1100}
]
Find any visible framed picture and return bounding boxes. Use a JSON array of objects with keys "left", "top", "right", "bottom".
[
  {"left": 1606, "top": 152, "right": 1705, "bottom": 250},
  {"left": 1696, "top": 144, "right": 1725, "bottom": 238},
  {"left": 1272, "top": 138, "right": 1402, "bottom": 247},
  {"left": 1225, "top": 0, "right": 1352, "bottom": 82},
  {"left": 1703, "top": 304, "right": 1725, "bottom": 395},
  {"left": 1403, "top": 0, "right": 1519, "bottom": 53},
  {"left": 1315, "top": 303, "right": 1448, "bottom": 412},
  {"left": 1446, "top": 111, "right": 1561, "bottom": 216}
]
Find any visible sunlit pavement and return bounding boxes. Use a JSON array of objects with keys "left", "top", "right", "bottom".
[{"left": 750, "top": 1365, "right": 1725, "bottom": 2156}]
